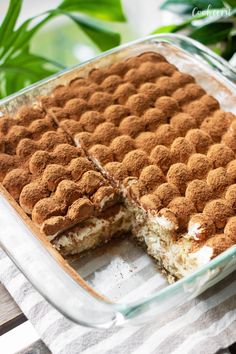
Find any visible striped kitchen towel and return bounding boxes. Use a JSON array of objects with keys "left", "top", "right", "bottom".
[{"left": 0, "top": 248, "right": 235, "bottom": 354}]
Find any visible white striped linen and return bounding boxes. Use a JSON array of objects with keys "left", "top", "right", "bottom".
[{"left": 0, "top": 248, "right": 235, "bottom": 354}]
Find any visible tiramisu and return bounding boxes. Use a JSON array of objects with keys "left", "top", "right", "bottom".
[
  {"left": 0, "top": 106, "right": 131, "bottom": 256},
  {"left": 1, "top": 51, "right": 235, "bottom": 279}
]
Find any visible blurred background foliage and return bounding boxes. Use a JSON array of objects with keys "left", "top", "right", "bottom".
[
  {"left": 154, "top": 0, "right": 236, "bottom": 60},
  {"left": 0, "top": 0, "right": 126, "bottom": 98},
  {"left": 0, "top": 0, "right": 235, "bottom": 98}
]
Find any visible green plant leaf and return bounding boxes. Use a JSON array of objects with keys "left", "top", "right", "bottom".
[
  {"left": 152, "top": 22, "right": 190, "bottom": 34},
  {"left": 2, "top": 13, "right": 54, "bottom": 58},
  {"left": 222, "top": 34, "right": 236, "bottom": 59},
  {"left": 0, "top": 0, "right": 22, "bottom": 46},
  {"left": 59, "top": 0, "right": 126, "bottom": 21},
  {"left": 0, "top": 0, "right": 125, "bottom": 98},
  {"left": 190, "top": 21, "right": 234, "bottom": 44},
  {"left": 61, "top": 12, "right": 120, "bottom": 51},
  {"left": 0, "top": 52, "right": 61, "bottom": 98},
  {"left": 225, "top": 0, "right": 236, "bottom": 6}
]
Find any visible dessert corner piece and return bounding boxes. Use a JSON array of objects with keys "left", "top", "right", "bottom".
[
  {"left": 0, "top": 106, "right": 131, "bottom": 256},
  {"left": 1, "top": 51, "right": 236, "bottom": 281}
]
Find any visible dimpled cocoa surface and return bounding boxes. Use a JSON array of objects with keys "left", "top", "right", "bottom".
[
  {"left": 45, "top": 52, "right": 236, "bottom": 256},
  {"left": 0, "top": 106, "right": 119, "bottom": 237},
  {"left": 1, "top": 51, "right": 236, "bottom": 259}
]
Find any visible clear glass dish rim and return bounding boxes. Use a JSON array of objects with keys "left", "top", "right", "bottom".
[{"left": 0, "top": 33, "right": 235, "bottom": 317}]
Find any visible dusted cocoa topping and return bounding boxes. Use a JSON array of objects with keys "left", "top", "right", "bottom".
[
  {"left": 201, "top": 110, "right": 233, "bottom": 142},
  {"left": 205, "top": 234, "right": 234, "bottom": 257},
  {"left": 224, "top": 217, "right": 236, "bottom": 242},
  {"left": 170, "top": 113, "right": 197, "bottom": 136},
  {"left": 136, "top": 132, "right": 159, "bottom": 153},
  {"left": 28, "top": 144, "right": 83, "bottom": 175},
  {"left": 167, "top": 163, "right": 191, "bottom": 194},
  {"left": 110, "top": 135, "right": 136, "bottom": 161},
  {"left": 104, "top": 105, "right": 130, "bottom": 126},
  {"left": 122, "top": 149, "right": 151, "bottom": 177},
  {"left": 225, "top": 184, "right": 236, "bottom": 210},
  {"left": 93, "top": 122, "right": 119, "bottom": 145},
  {"left": 42, "top": 164, "right": 71, "bottom": 191},
  {"left": 207, "top": 167, "right": 231, "bottom": 197},
  {"left": 3, "top": 169, "right": 31, "bottom": 200},
  {"left": 0, "top": 110, "right": 119, "bottom": 237},
  {"left": 127, "top": 93, "right": 153, "bottom": 116},
  {"left": 1, "top": 51, "right": 236, "bottom": 274},
  {"left": 201, "top": 94, "right": 220, "bottom": 110},
  {"left": 130, "top": 51, "right": 167, "bottom": 64},
  {"left": 104, "top": 161, "right": 129, "bottom": 181},
  {"left": 154, "top": 183, "right": 180, "bottom": 207},
  {"left": 139, "top": 82, "right": 165, "bottom": 102},
  {"left": 188, "top": 214, "right": 216, "bottom": 241},
  {"left": 114, "top": 83, "right": 136, "bottom": 104},
  {"left": 185, "top": 129, "right": 213, "bottom": 154},
  {"left": 20, "top": 181, "right": 50, "bottom": 214},
  {"left": 155, "top": 96, "right": 180, "bottom": 118},
  {"left": 92, "top": 186, "right": 117, "bottom": 210},
  {"left": 150, "top": 145, "right": 172, "bottom": 173},
  {"left": 78, "top": 170, "right": 107, "bottom": 195},
  {"left": 89, "top": 92, "right": 114, "bottom": 111},
  {"left": 52, "top": 85, "right": 79, "bottom": 106},
  {"left": 143, "top": 108, "right": 167, "bottom": 131},
  {"left": 101, "top": 75, "right": 123, "bottom": 93},
  {"left": 69, "top": 157, "right": 94, "bottom": 181},
  {"left": 89, "top": 144, "right": 114, "bottom": 165},
  {"left": 89, "top": 68, "right": 109, "bottom": 84},
  {"left": 109, "top": 61, "right": 128, "bottom": 75},
  {"left": 139, "top": 165, "right": 165, "bottom": 192},
  {"left": 183, "top": 95, "right": 218, "bottom": 124},
  {"left": 155, "top": 124, "right": 178, "bottom": 146},
  {"left": 170, "top": 137, "right": 195, "bottom": 163},
  {"left": 227, "top": 160, "right": 236, "bottom": 183},
  {"left": 207, "top": 144, "right": 234, "bottom": 168},
  {"left": 58, "top": 120, "right": 82, "bottom": 137},
  {"left": 187, "top": 154, "right": 212, "bottom": 179},
  {"left": 19, "top": 147, "right": 116, "bottom": 236},
  {"left": 171, "top": 83, "right": 205, "bottom": 106},
  {"left": 79, "top": 111, "right": 104, "bottom": 132},
  {"left": 0, "top": 111, "right": 59, "bottom": 156},
  {"left": 0, "top": 110, "right": 73, "bottom": 192},
  {"left": 168, "top": 197, "right": 196, "bottom": 230},
  {"left": 171, "top": 71, "right": 194, "bottom": 87},
  {"left": 185, "top": 180, "right": 212, "bottom": 212},
  {"left": 140, "top": 194, "right": 162, "bottom": 211},
  {"left": 75, "top": 132, "right": 94, "bottom": 150},
  {"left": 63, "top": 98, "right": 88, "bottom": 119},
  {"left": 16, "top": 106, "right": 45, "bottom": 124},
  {"left": 16, "top": 130, "right": 71, "bottom": 158},
  {"left": 157, "top": 207, "right": 178, "bottom": 230},
  {"left": 222, "top": 120, "right": 236, "bottom": 152},
  {"left": 119, "top": 115, "right": 145, "bottom": 138},
  {"left": 203, "top": 199, "right": 234, "bottom": 229}
]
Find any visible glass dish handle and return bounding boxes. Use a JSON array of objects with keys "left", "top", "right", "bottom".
[{"left": 152, "top": 33, "right": 236, "bottom": 85}]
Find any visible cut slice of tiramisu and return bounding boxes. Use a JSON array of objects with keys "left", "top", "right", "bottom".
[{"left": 0, "top": 105, "right": 132, "bottom": 256}]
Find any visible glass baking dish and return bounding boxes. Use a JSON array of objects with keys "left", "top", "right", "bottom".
[{"left": 0, "top": 34, "right": 236, "bottom": 328}]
